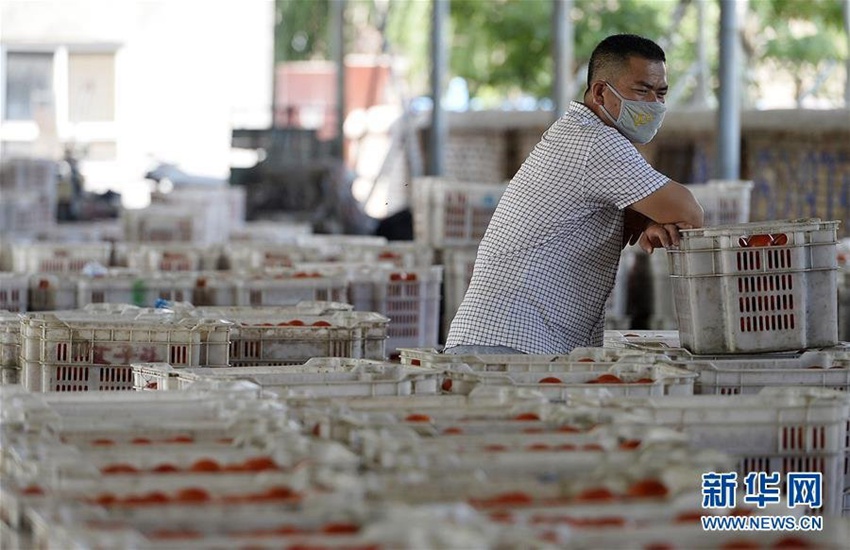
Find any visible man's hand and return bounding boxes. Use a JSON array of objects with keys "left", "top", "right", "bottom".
[
  {"left": 623, "top": 207, "right": 651, "bottom": 249},
  {"left": 637, "top": 222, "right": 695, "bottom": 254}
]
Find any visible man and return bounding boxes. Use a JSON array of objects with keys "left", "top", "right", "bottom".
[{"left": 444, "top": 34, "right": 704, "bottom": 355}]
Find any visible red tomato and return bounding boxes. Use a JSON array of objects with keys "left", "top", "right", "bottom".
[
  {"left": 131, "top": 437, "right": 152, "bottom": 445},
  {"left": 771, "top": 233, "right": 789, "bottom": 246},
  {"left": 167, "top": 435, "right": 194, "bottom": 444},
  {"left": 442, "top": 427, "right": 463, "bottom": 435},
  {"left": 538, "top": 376, "right": 563, "bottom": 384},
  {"left": 720, "top": 541, "right": 761, "bottom": 550},
  {"left": 190, "top": 458, "right": 221, "bottom": 473},
  {"left": 21, "top": 485, "right": 45, "bottom": 496},
  {"left": 241, "top": 456, "right": 278, "bottom": 472},
  {"left": 514, "top": 412, "right": 541, "bottom": 421},
  {"left": 591, "top": 374, "right": 624, "bottom": 384},
  {"left": 626, "top": 478, "right": 669, "bottom": 498},
  {"left": 174, "top": 487, "right": 211, "bottom": 503},
  {"left": 489, "top": 491, "right": 535, "bottom": 506},
  {"left": 556, "top": 444, "right": 577, "bottom": 451},
  {"left": 747, "top": 234, "right": 772, "bottom": 247},
  {"left": 618, "top": 439, "right": 642, "bottom": 450},
  {"left": 91, "top": 438, "right": 115, "bottom": 446},
  {"left": 644, "top": 544, "right": 676, "bottom": 550},
  {"left": 557, "top": 425, "right": 581, "bottom": 433},
  {"left": 101, "top": 463, "right": 139, "bottom": 475},
  {"left": 404, "top": 413, "right": 432, "bottom": 422},
  {"left": 633, "top": 378, "right": 654, "bottom": 384},
  {"left": 312, "top": 321, "right": 332, "bottom": 327},
  {"left": 484, "top": 444, "right": 507, "bottom": 452},
  {"left": 94, "top": 493, "right": 117, "bottom": 506},
  {"left": 577, "top": 358, "right": 595, "bottom": 363},
  {"left": 321, "top": 522, "right": 360, "bottom": 535},
  {"left": 152, "top": 463, "right": 179, "bottom": 473},
  {"left": 441, "top": 378, "right": 453, "bottom": 392},
  {"left": 288, "top": 320, "right": 305, "bottom": 326},
  {"left": 527, "top": 443, "right": 551, "bottom": 451}
]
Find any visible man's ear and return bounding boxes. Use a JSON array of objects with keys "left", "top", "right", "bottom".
[{"left": 590, "top": 81, "right": 607, "bottom": 106}]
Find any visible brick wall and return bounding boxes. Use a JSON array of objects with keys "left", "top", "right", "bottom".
[{"left": 428, "top": 108, "right": 850, "bottom": 237}]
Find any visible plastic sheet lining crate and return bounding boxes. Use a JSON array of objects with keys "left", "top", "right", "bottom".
[
  {"left": 0, "top": 273, "right": 28, "bottom": 312},
  {"left": 672, "top": 349, "right": 850, "bottom": 395},
  {"left": 668, "top": 218, "right": 840, "bottom": 354},
  {"left": 219, "top": 310, "right": 388, "bottom": 366},
  {"left": 28, "top": 273, "right": 78, "bottom": 311},
  {"left": 412, "top": 177, "right": 507, "bottom": 247},
  {"left": 124, "top": 243, "right": 221, "bottom": 272},
  {"left": 11, "top": 242, "right": 112, "bottom": 273},
  {"left": 598, "top": 388, "right": 850, "bottom": 516},
  {"left": 76, "top": 272, "right": 197, "bottom": 308},
  {"left": 19, "top": 310, "right": 231, "bottom": 392}
]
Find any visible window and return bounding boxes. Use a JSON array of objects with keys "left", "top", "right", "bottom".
[
  {"left": 4, "top": 52, "right": 53, "bottom": 121},
  {"left": 68, "top": 52, "right": 115, "bottom": 123}
]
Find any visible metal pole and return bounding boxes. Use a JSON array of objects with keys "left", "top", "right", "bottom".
[
  {"left": 330, "top": 0, "right": 345, "bottom": 159},
  {"left": 717, "top": 0, "right": 741, "bottom": 180},
  {"left": 693, "top": 0, "right": 709, "bottom": 108},
  {"left": 552, "top": 0, "right": 574, "bottom": 120},
  {"left": 428, "top": 0, "right": 448, "bottom": 176}
]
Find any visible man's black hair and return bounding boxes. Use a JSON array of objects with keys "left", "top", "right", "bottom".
[{"left": 586, "top": 34, "right": 666, "bottom": 90}]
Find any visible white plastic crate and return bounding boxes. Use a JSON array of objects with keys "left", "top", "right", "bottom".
[
  {"left": 11, "top": 242, "right": 112, "bottom": 273},
  {"left": 0, "top": 273, "right": 28, "bottom": 312},
  {"left": 221, "top": 243, "right": 317, "bottom": 270},
  {"left": 669, "top": 349, "right": 850, "bottom": 395},
  {"left": 669, "top": 218, "right": 840, "bottom": 354},
  {"left": 28, "top": 273, "right": 78, "bottom": 311},
  {"left": 228, "top": 220, "right": 313, "bottom": 243},
  {"left": 0, "top": 157, "right": 57, "bottom": 195},
  {"left": 400, "top": 347, "right": 659, "bottom": 371},
  {"left": 603, "top": 329, "right": 681, "bottom": 350},
  {"left": 295, "top": 234, "right": 389, "bottom": 261},
  {"left": 597, "top": 387, "right": 850, "bottom": 516},
  {"left": 233, "top": 271, "right": 349, "bottom": 307},
  {"left": 19, "top": 309, "right": 231, "bottom": 392},
  {"left": 124, "top": 243, "right": 221, "bottom": 272},
  {"left": 412, "top": 177, "right": 507, "bottom": 247},
  {"left": 1, "top": 310, "right": 21, "bottom": 368},
  {"left": 440, "top": 246, "right": 478, "bottom": 337},
  {"left": 216, "top": 310, "right": 388, "bottom": 366},
  {"left": 122, "top": 201, "right": 228, "bottom": 245},
  {"left": 150, "top": 358, "right": 442, "bottom": 398},
  {"left": 339, "top": 241, "right": 435, "bottom": 269},
  {"left": 0, "top": 191, "right": 56, "bottom": 236},
  {"left": 1, "top": 366, "right": 19, "bottom": 385},
  {"left": 688, "top": 180, "right": 754, "bottom": 227},
  {"left": 76, "top": 272, "right": 197, "bottom": 308},
  {"left": 440, "top": 362, "right": 695, "bottom": 399}
]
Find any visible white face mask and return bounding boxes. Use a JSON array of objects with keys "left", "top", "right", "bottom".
[{"left": 600, "top": 82, "right": 667, "bottom": 144}]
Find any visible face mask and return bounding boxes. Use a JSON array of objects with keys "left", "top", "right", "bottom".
[{"left": 600, "top": 82, "right": 667, "bottom": 144}]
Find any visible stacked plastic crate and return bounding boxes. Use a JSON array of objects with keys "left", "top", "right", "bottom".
[
  {"left": 0, "top": 158, "right": 58, "bottom": 239},
  {"left": 410, "top": 176, "right": 507, "bottom": 341},
  {"left": 18, "top": 306, "right": 231, "bottom": 392},
  {"left": 646, "top": 180, "right": 754, "bottom": 329}
]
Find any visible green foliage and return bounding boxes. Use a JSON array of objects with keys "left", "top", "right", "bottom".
[{"left": 276, "top": 0, "right": 330, "bottom": 62}]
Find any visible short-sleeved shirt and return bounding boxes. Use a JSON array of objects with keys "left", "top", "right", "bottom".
[{"left": 444, "top": 101, "right": 668, "bottom": 354}]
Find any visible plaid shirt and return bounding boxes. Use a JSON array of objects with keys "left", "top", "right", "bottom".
[{"left": 445, "top": 101, "right": 668, "bottom": 353}]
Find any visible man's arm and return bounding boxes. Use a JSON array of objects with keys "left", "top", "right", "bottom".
[{"left": 627, "top": 181, "right": 705, "bottom": 253}]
